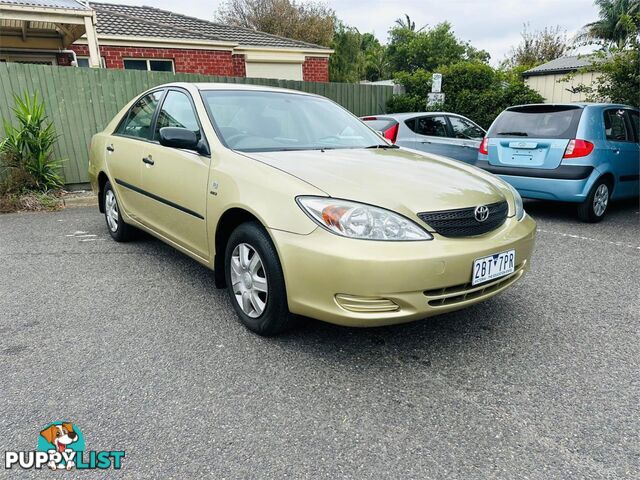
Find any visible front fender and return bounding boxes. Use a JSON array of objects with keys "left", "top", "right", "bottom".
[{"left": 207, "top": 151, "right": 326, "bottom": 256}]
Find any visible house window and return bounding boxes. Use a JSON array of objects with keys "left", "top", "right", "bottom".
[
  {"left": 123, "top": 59, "right": 174, "bottom": 72},
  {"left": 0, "top": 55, "right": 55, "bottom": 65},
  {"left": 76, "top": 57, "right": 106, "bottom": 68}
]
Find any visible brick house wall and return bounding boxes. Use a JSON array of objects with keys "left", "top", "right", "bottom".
[
  {"left": 68, "top": 45, "right": 329, "bottom": 81},
  {"left": 55, "top": 53, "right": 73, "bottom": 66},
  {"left": 302, "top": 57, "right": 329, "bottom": 82},
  {"left": 69, "top": 45, "right": 235, "bottom": 76},
  {"left": 231, "top": 54, "right": 246, "bottom": 77}
]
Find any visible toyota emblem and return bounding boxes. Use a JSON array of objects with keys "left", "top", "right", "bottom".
[{"left": 474, "top": 205, "right": 489, "bottom": 222}]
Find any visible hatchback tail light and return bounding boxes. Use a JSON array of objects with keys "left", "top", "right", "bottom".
[
  {"left": 563, "top": 139, "right": 594, "bottom": 158},
  {"left": 479, "top": 137, "right": 489, "bottom": 155},
  {"left": 383, "top": 123, "right": 399, "bottom": 143}
]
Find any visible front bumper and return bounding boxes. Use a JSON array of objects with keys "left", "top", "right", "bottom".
[{"left": 271, "top": 214, "right": 537, "bottom": 327}]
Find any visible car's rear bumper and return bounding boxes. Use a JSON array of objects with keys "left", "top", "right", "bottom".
[
  {"left": 475, "top": 160, "right": 593, "bottom": 180},
  {"left": 270, "top": 215, "right": 536, "bottom": 327},
  {"left": 475, "top": 160, "right": 599, "bottom": 202}
]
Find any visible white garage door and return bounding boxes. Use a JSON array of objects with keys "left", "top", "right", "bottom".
[{"left": 245, "top": 62, "right": 303, "bottom": 81}]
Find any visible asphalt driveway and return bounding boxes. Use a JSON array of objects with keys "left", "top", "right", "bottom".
[{"left": 1, "top": 200, "right": 638, "bottom": 479}]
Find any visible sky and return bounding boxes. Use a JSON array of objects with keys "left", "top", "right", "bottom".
[{"left": 99, "top": 0, "right": 600, "bottom": 63}]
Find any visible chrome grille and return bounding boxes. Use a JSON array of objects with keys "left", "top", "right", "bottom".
[{"left": 417, "top": 201, "right": 508, "bottom": 238}]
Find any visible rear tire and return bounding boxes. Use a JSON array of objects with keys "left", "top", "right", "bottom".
[
  {"left": 103, "top": 181, "right": 135, "bottom": 241},
  {"left": 577, "top": 178, "right": 611, "bottom": 223},
  {"left": 224, "top": 222, "right": 295, "bottom": 335}
]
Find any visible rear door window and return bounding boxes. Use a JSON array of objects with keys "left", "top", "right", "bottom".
[
  {"left": 448, "top": 116, "right": 485, "bottom": 140},
  {"left": 625, "top": 110, "right": 639, "bottom": 143},
  {"left": 415, "top": 116, "right": 448, "bottom": 137},
  {"left": 488, "top": 105, "right": 583, "bottom": 139},
  {"left": 362, "top": 118, "right": 396, "bottom": 132},
  {"left": 117, "top": 90, "right": 164, "bottom": 140},
  {"left": 604, "top": 109, "right": 631, "bottom": 142}
]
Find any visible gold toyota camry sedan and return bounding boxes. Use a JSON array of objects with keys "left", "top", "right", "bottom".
[{"left": 89, "top": 83, "right": 536, "bottom": 335}]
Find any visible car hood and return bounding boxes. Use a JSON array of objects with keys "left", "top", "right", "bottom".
[{"left": 244, "top": 147, "right": 506, "bottom": 217}]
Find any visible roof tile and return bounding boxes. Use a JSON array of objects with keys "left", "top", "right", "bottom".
[
  {"left": 523, "top": 55, "right": 601, "bottom": 76},
  {"left": 0, "top": 0, "right": 91, "bottom": 9},
  {"left": 90, "top": 2, "right": 328, "bottom": 50}
]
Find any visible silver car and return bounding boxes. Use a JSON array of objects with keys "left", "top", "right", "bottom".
[{"left": 361, "top": 112, "right": 486, "bottom": 164}]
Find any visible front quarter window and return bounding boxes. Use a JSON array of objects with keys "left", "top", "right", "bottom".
[
  {"left": 200, "top": 90, "right": 385, "bottom": 152},
  {"left": 154, "top": 90, "right": 201, "bottom": 142},
  {"left": 448, "top": 116, "right": 485, "bottom": 140}
]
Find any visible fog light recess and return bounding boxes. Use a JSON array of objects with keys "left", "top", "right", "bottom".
[{"left": 335, "top": 294, "right": 400, "bottom": 313}]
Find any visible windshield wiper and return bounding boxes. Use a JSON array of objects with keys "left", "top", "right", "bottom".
[
  {"left": 365, "top": 144, "right": 400, "bottom": 149},
  {"left": 497, "top": 131, "right": 529, "bottom": 136}
]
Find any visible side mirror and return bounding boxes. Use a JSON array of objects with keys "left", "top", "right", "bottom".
[{"left": 159, "top": 127, "right": 208, "bottom": 155}]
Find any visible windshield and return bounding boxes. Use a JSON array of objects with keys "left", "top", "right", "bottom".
[
  {"left": 488, "top": 105, "right": 583, "bottom": 139},
  {"left": 201, "top": 90, "right": 385, "bottom": 152}
]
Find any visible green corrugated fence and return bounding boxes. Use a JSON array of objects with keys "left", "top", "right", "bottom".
[{"left": 0, "top": 63, "right": 394, "bottom": 185}]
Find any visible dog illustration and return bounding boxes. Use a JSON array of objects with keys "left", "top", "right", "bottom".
[{"left": 40, "top": 423, "right": 78, "bottom": 470}]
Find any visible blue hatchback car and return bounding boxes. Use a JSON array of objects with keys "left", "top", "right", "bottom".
[{"left": 477, "top": 103, "right": 639, "bottom": 222}]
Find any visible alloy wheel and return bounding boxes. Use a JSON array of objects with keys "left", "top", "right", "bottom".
[
  {"left": 230, "top": 243, "right": 268, "bottom": 318},
  {"left": 593, "top": 184, "right": 609, "bottom": 217},
  {"left": 105, "top": 190, "right": 119, "bottom": 232}
]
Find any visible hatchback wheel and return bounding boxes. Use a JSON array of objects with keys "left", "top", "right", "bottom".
[
  {"left": 578, "top": 178, "right": 611, "bottom": 223},
  {"left": 224, "top": 222, "right": 295, "bottom": 335},
  {"left": 103, "top": 181, "right": 135, "bottom": 241}
]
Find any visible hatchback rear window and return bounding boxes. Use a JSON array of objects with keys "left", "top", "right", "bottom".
[
  {"left": 361, "top": 117, "right": 396, "bottom": 132},
  {"left": 488, "top": 105, "right": 583, "bottom": 139}
]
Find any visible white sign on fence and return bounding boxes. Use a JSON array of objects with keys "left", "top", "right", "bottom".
[
  {"left": 431, "top": 73, "right": 442, "bottom": 93},
  {"left": 427, "top": 92, "right": 445, "bottom": 107}
]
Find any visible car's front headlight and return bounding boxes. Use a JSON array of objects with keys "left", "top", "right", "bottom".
[
  {"left": 506, "top": 183, "right": 525, "bottom": 221},
  {"left": 296, "top": 196, "right": 433, "bottom": 241}
]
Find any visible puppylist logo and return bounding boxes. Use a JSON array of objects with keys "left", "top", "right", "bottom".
[{"left": 5, "top": 422, "right": 125, "bottom": 471}]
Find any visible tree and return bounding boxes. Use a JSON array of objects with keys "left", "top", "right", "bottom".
[
  {"left": 214, "top": 0, "right": 335, "bottom": 47},
  {"left": 571, "top": 1, "right": 640, "bottom": 106},
  {"left": 361, "top": 33, "right": 389, "bottom": 81},
  {"left": 329, "top": 22, "right": 365, "bottom": 82},
  {"left": 386, "top": 22, "right": 490, "bottom": 73},
  {"left": 571, "top": 46, "right": 640, "bottom": 105},
  {"left": 394, "top": 14, "right": 423, "bottom": 32},
  {"left": 576, "top": 0, "right": 640, "bottom": 48},
  {"left": 505, "top": 24, "right": 569, "bottom": 68}
]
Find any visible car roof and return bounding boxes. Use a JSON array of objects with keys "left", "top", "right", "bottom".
[
  {"left": 156, "top": 82, "right": 319, "bottom": 97},
  {"left": 361, "top": 112, "right": 470, "bottom": 119},
  {"left": 507, "top": 102, "right": 636, "bottom": 110}
]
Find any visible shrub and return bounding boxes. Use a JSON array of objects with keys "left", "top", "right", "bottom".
[
  {"left": 570, "top": 47, "right": 640, "bottom": 106},
  {"left": 0, "top": 91, "right": 64, "bottom": 194},
  {"left": 387, "top": 62, "right": 544, "bottom": 129}
]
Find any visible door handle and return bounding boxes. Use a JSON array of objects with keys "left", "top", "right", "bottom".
[
  {"left": 612, "top": 148, "right": 620, "bottom": 154},
  {"left": 142, "top": 156, "right": 155, "bottom": 165},
  {"left": 421, "top": 141, "right": 432, "bottom": 144},
  {"left": 106, "top": 145, "right": 114, "bottom": 152}
]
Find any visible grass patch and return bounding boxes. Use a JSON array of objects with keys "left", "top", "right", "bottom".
[{"left": 0, "top": 190, "right": 63, "bottom": 213}]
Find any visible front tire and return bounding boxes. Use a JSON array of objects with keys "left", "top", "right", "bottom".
[
  {"left": 103, "top": 181, "right": 135, "bottom": 241},
  {"left": 224, "top": 222, "right": 295, "bottom": 335},
  {"left": 578, "top": 178, "right": 611, "bottom": 223}
]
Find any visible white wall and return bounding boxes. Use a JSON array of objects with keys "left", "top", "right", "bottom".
[
  {"left": 245, "top": 62, "right": 303, "bottom": 81},
  {"left": 525, "top": 71, "right": 602, "bottom": 103}
]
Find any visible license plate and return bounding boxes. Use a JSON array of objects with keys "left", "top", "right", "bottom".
[
  {"left": 511, "top": 153, "right": 533, "bottom": 162},
  {"left": 472, "top": 250, "right": 515, "bottom": 286}
]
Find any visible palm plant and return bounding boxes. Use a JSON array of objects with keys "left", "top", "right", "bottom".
[
  {"left": 0, "top": 91, "right": 64, "bottom": 192},
  {"left": 577, "top": 0, "right": 640, "bottom": 48},
  {"left": 394, "top": 14, "right": 425, "bottom": 33}
]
